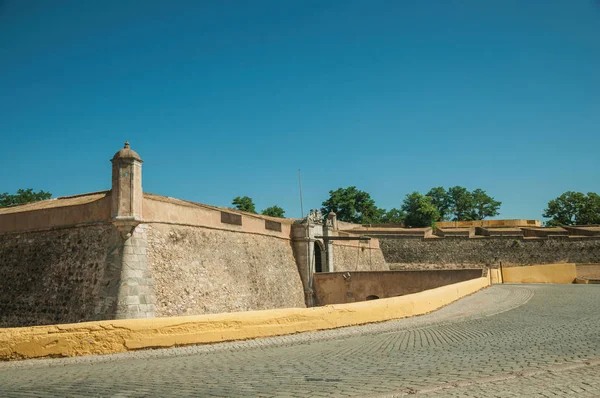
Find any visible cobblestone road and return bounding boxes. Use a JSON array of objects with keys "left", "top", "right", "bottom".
[{"left": 1, "top": 284, "right": 599, "bottom": 397}]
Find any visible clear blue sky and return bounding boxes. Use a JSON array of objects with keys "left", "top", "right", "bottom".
[{"left": 1, "top": 0, "right": 599, "bottom": 220}]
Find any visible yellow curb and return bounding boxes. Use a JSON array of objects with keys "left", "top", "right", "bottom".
[{"left": 0, "top": 277, "right": 490, "bottom": 361}]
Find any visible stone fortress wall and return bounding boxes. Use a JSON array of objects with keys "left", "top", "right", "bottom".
[
  {"left": 0, "top": 192, "right": 121, "bottom": 327},
  {"left": 0, "top": 194, "right": 314, "bottom": 327},
  {"left": 0, "top": 143, "right": 387, "bottom": 327},
  {"left": 141, "top": 194, "right": 387, "bottom": 315},
  {"left": 380, "top": 236, "right": 600, "bottom": 269},
  {"left": 330, "top": 241, "right": 387, "bottom": 272},
  {"left": 313, "top": 269, "right": 483, "bottom": 305},
  {"left": 2, "top": 143, "right": 598, "bottom": 328},
  {"left": 338, "top": 221, "right": 600, "bottom": 269},
  {"left": 142, "top": 194, "right": 306, "bottom": 317},
  {"left": 0, "top": 223, "right": 121, "bottom": 327}
]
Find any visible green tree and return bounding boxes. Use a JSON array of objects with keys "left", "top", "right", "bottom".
[
  {"left": 232, "top": 196, "right": 257, "bottom": 213},
  {"left": 401, "top": 192, "right": 440, "bottom": 227},
  {"left": 446, "top": 186, "right": 475, "bottom": 221},
  {"left": 321, "top": 186, "right": 385, "bottom": 224},
  {"left": 469, "top": 188, "right": 501, "bottom": 220},
  {"left": 261, "top": 205, "right": 285, "bottom": 218},
  {"left": 425, "top": 186, "right": 450, "bottom": 221},
  {"left": 0, "top": 188, "right": 52, "bottom": 208},
  {"left": 543, "top": 191, "right": 600, "bottom": 226},
  {"left": 442, "top": 186, "right": 502, "bottom": 221},
  {"left": 381, "top": 208, "right": 406, "bottom": 224},
  {"left": 578, "top": 193, "right": 600, "bottom": 225}
]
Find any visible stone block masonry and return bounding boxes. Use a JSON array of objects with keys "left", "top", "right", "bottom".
[
  {"left": 146, "top": 223, "right": 305, "bottom": 317},
  {"left": 313, "top": 269, "right": 483, "bottom": 305},
  {"left": 115, "top": 225, "right": 156, "bottom": 319},
  {"left": 381, "top": 236, "right": 600, "bottom": 268},
  {"left": 332, "top": 242, "right": 387, "bottom": 272},
  {"left": 0, "top": 215, "right": 306, "bottom": 327},
  {"left": 6, "top": 142, "right": 534, "bottom": 330},
  {"left": 0, "top": 225, "right": 122, "bottom": 327},
  {"left": 0, "top": 143, "right": 316, "bottom": 328}
]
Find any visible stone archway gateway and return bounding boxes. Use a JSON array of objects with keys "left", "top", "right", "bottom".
[{"left": 314, "top": 241, "right": 323, "bottom": 273}]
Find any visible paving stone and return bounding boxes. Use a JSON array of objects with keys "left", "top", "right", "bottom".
[{"left": 0, "top": 285, "right": 599, "bottom": 397}]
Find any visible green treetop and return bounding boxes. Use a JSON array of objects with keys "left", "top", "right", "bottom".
[
  {"left": 321, "top": 186, "right": 385, "bottom": 224},
  {"left": 261, "top": 205, "right": 285, "bottom": 218},
  {"left": 543, "top": 191, "right": 600, "bottom": 226},
  {"left": 0, "top": 188, "right": 52, "bottom": 208},
  {"left": 401, "top": 192, "right": 440, "bottom": 227},
  {"left": 232, "top": 196, "right": 257, "bottom": 213}
]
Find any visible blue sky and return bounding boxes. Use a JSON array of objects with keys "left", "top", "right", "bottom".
[{"left": 1, "top": 0, "right": 599, "bottom": 220}]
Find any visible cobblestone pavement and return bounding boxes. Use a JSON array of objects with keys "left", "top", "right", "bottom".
[{"left": 1, "top": 284, "right": 599, "bottom": 397}]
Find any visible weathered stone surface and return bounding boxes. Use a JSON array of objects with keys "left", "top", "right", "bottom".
[
  {"left": 381, "top": 236, "right": 600, "bottom": 268},
  {"left": 332, "top": 243, "right": 388, "bottom": 271},
  {"left": 115, "top": 225, "right": 156, "bottom": 319},
  {"left": 313, "top": 269, "right": 483, "bottom": 305},
  {"left": 0, "top": 225, "right": 122, "bottom": 327},
  {"left": 146, "top": 223, "right": 306, "bottom": 317}
]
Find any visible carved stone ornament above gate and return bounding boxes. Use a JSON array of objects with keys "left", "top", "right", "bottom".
[{"left": 307, "top": 209, "right": 323, "bottom": 224}]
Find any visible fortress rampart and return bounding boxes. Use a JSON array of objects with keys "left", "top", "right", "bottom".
[
  {"left": 0, "top": 143, "right": 386, "bottom": 327},
  {"left": 2, "top": 143, "right": 597, "bottom": 329},
  {"left": 339, "top": 222, "right": 600, "bottom": 268},
  {"left": 379, "top": 236, "right": 600, "bottom": 268}
]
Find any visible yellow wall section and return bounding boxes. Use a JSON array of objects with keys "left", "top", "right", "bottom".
[
  {"left": 489, "top": 268, "right": 503, "bottom": 284},
  {"left": 0, "top": 277, "right": 490, "bottom": 360},
  {"left": 501, "top": 263, "right": 576, "bottom": 284}
]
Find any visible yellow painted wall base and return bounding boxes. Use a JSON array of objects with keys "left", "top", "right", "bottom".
[
  {"left": 0, "top": 277, "right": 490, "bottom": 361},
  {"left": 489, "top": 268, "right": 503, "bottom": 284},
  {"left": 501, "top": 263, "right": 576, "bottom": 284}
]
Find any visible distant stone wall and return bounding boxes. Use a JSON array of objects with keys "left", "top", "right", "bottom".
[
  {"left": 146, "top": 223, "right": 306, "bottom": 317},
  {"left": 332, "top": 242, "right": 388, "bottom": 272},
  {"left": 0, "top": 225, "right": 122, "bottom": 328},
  {"left": 381, "top": 236, "right": 600, "bottom": 268}
]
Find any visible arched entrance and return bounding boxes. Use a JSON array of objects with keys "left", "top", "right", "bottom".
[{"left": 314, "top": 241, "right": 323, "bottom": 273}]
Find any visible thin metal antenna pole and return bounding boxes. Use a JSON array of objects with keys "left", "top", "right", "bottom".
[
  {"left": 298, "top": 169, "right": 313, "bottom": 306},
  {"left": 298, "top": 169, "right": 304, "bottom": 218}
]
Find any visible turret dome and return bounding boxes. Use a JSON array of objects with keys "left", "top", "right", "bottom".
[{"left": 112, "top": 142, "right": 142, "bottom": 162}]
